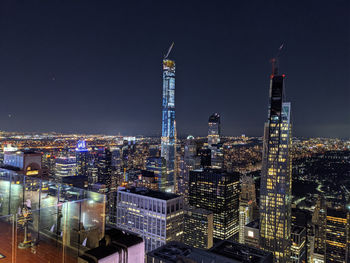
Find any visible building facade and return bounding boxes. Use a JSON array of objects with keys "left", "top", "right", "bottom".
[
  {"left": 116, "top": 187, "right": 184, "bottom": 252},
  {"left": 291, "top": 226, "right": 306, "bottom": 263},
  {"left": 189, "top": 168, "right": 240, "bottom": 240},
  {"left": 244, "top": 219, "right": 260, "bottom": 249},
  {"left": 183, "top": 206, "right": 214, "bottom": 249},
  {"left": 239, "top": 174, "right": 257, "bottom": 244},
  {"left": 259, "top": 67, "right": 292, "bottom": 262},
  {"left": 55, "top": 156, "right": 76, "bottom": 177},
  {"left": 311, "top": 196, "right": 327, "bottom": 261},
  {"left": 178, "top": 136, "right": 200, "bottom": 202},
  {"left": 325, "top": 208, "right": 349, "bottom": 263}
]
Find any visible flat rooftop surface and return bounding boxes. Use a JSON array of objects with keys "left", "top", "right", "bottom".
[
  {"left": 120, "top": 187, "right": 180, "bottom": 201},
  {"left": 210, "top": 240, "right": 272, "bottom": 263}
]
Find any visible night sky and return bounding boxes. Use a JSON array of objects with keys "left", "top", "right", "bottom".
[{"left": 0, "top": 0, "right": 349, "bottom": 138}]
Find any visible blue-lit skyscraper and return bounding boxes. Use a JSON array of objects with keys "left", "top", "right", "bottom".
[
  {"left": 76, "top": 140, "right": 89, "bottom": 177},
  {"left": 161, "top": 43, "right": 176, "bottom": 193}
]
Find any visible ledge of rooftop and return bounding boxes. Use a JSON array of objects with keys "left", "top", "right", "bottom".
[
  {"left": 119, "top": 187, "right": 181, "bottom": 200},
  {"left": 246, "top": 219, "right": 259, "bottom": 229},
  {"left": 191, "top": 168, "right": 241, "bottom": 176},
  {"left": 209, "top": 240, "right": 273, "bottom": 260},
  {"left": 184, "top": 205, "right": 213, "bottom": 215}
]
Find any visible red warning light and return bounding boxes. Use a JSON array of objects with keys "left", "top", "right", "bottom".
[{"left": 282, "top": 74, "right": 286, "bottom": 78}]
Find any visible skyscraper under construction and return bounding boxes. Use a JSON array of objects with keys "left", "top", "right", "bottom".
[
  {"left": 161, "top": 43, "right": 176, "bottom": 192},
  {"left": 259, "top": 53, "right": 292, "bottom": 263}
]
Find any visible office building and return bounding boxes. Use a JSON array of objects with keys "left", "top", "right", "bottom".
[
  {"left": 146, "top": 157, "right": 166, "bottom": 190},
  {"left": 116, "top": 187, "right": 184, "bottom": 252},
  {"left": 161, "top": 43, "right": 176, "bottom": 193},
  {"left": 311, "top": 196, "right": 327, "bottom": 261},
  {"left": 178, "top": 136, "right": 200, "bottom": 202},
  {"left": 239, "top": 174, "right": 257, "bottom": 244},
  {"left": 137, "top": 170, "right": 159, "bottom": 190},
  {"left": 183, "top": 206, "right": 214, "bottom": 249},
  {"left": 291, "top": 226, "right": 306, "bottom": 263},
  {"left": 208, "top": 113, "right": 220, "bottom": 149},
  {"left": 55, "top": 156, "right": 77, "bottom": 177},
  {"left": 208, "top": 113, "right": 223, "bottom": 169},
  {"left": 244, "top": 219, "right": 260, "bottom": 249},
  {"left": 259, "top": 59, "right": 292, "bottom": 262},
  {"left": 198, "top": 148, "right": 211, "bottom": 168},
  {"left": 97, "top": 147, "right": 114, "bottom": 193},
  {"left": 146, "top": 241, "right": 273, "bottom": 263},
  {"left": 325, "top": 208, "right": 349, "bottom": 263},
  {"left": 76, "top": 140, "right": 89, "bottom": 177},
  {"left": 111, "top": 147, "right": 122, "bottom": 172},
  {"left": 3, "top": 147, "right": 42, "bottom": 176},
  {"left": 189, "top": 168, "right": 240, "bottom": 240}
]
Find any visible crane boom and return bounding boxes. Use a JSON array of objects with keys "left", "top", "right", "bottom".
[{"left": 164, "top": 42, "right": 174, "bottom": 59}]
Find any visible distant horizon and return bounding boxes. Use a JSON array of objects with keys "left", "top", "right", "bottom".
[{"left": 0, "top": 129, "right": 348, "bottom": 141}]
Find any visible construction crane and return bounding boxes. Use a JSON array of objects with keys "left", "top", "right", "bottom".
[
  {"left": 164, "top": 42, "right": 174, "bottom": 59},
  {"left": 271, "top": 43, "right": 284, "bottom": 75}
]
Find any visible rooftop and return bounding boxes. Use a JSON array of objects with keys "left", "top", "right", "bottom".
[
  {"left": 119, "top": 187, "right": 180, "bottom": 201},
  {"left": 79, "top": 246, "right": 120, "bottom": 262},
  {"left": 147, "top": 241, "right": 234, "bottom": 263},
  {"left": 210, "top": 240, "right": 273, "bottom": 263},
  {"left": 148, "top": 241, "right": 273, "bottom": 263},
  {"left": 185, "top": 206, "right": 213, "bottom": 216},
  {"left": 191, "top": 168, "right": 241, "bottom": 178},
  {"left": 80, "top": 228, "right": 144, "bottom": 263},
  {"left": 327, "top": 207, "right": 347, "bottom": 218},
  {"left": 291, "top": 225, "right": 306, "bottom": 235},
  {"left": 105, "top": 228, "right": 143, "bottom": 248},
  {"left": 246, "top": 219, "right": 260, "bottom": 229}
]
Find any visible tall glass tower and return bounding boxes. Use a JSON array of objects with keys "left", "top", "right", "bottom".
[
  {"left": 161, "top": 44, "right": 176, "bottom": 193},
  {"left": 259, "top": 62, "right": 292, "bottom": 263},
  {"left": 208, "top": 113, "right": 220, "bottom": 148},
  {"left": 208, "top": 113, "right": 222, "bottom": 168}
]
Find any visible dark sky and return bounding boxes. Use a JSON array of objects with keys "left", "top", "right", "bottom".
[{"left": 0, "top": 0, "right": 349, "bottom": 138}]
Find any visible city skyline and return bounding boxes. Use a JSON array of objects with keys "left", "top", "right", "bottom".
[
  {"left": 0, "top": 1, "right": 348, "bottom": 138},
  {"left": 0, "top": 1, "right": 349, "bottom": 263}
]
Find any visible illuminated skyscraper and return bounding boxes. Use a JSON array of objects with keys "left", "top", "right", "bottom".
[
  {"left": 97, "top": 147, "right": 113, "bottom": 193},
  {"left": 178, "top": 136, "right": 200, "bottom": 202},
  {"left": 208, "top": 113, "right": 223, "bottom": 168},
  {"left": 76, "top": 140, "right": 89, "bottom": 177},
  {"left": 189, "top": 168, "right": 240, "bottom": 240},
  {"left": 161, "top": 43, "right": 176, "bottom": 193},
  {"left": 325, "top": 208, "right": 349, "bottom": 263},
  {"left": 311, "top": 196, "right": 327, "bottom": 261},
  {"left": 239, "top": 175, "right": 257, "bottom": 244},
  {"left": 208, "top": 113, "right": 220, "bottom": 148},
  {"left": 259, "top": 58, "right": 292, "bottom": 262}
]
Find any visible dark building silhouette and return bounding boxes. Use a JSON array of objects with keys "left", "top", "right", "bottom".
[{"left": 189, "top": 168, "right": 240, "bottom": 240}]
